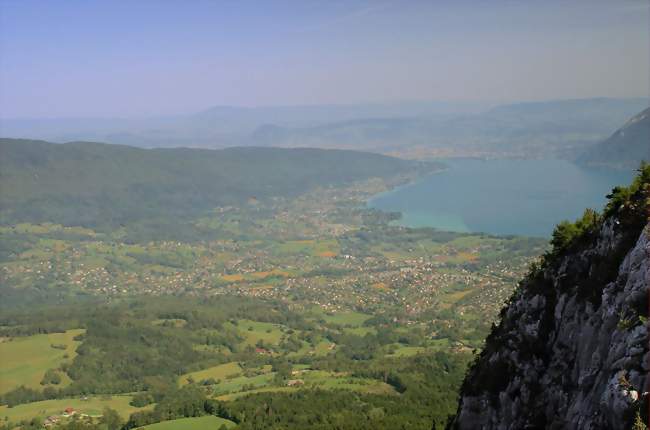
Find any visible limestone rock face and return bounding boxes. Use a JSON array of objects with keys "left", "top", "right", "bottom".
[{"left": 449, "top": 220, "right": 649, "bottom": 430}]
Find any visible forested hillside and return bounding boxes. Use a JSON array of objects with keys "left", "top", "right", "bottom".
[{"left": 0, "top": 139, "right": 434, "bottom": 233}]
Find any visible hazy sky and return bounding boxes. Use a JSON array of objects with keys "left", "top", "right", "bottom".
[{"left": 0, "top": 0, "right": 648, "bottom": 118}]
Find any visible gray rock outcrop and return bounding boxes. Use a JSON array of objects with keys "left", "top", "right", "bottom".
[{"left": 449, "top": 218, "right": 649, "bottom": 430}]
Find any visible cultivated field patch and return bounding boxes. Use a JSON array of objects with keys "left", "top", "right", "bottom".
[{"left": 0, "top": 329, "right": 84, "bottom": 394}]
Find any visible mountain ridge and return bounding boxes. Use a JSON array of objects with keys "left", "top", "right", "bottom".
[
  {"left": 1, "top": 98, "right": 646, "bottom": 158},
  {"left": 579, "top": 107, "right": 650, "bottom": 169},
  {"left": 0, "top": 138, "right": 434, "bottom": 236}
]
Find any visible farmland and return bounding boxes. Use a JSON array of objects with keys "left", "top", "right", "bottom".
[
  {"left": 0, "top": 173, "right": 547, "bottom": 429},
  {"left": 180, "top": 363, "right": 242, "bottom": 386},
  {"left": 0, "top": 395, "right": 150, "bottom": 422},
  {"left": 139, "top": 416, "right": 236, "bottom": 429},
  {"left": 0, "top": 329, "right": 84, "bottom": 394}
]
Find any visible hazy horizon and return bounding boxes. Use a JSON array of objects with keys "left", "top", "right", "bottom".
[
  {"left": 1, "top": 0, "right": 648, "bottom": 119},
  {"left": 2, "top": 96, "right": 649, "bottom": 122}
]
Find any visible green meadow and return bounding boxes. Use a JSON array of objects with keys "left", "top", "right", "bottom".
[
  {"left": 321, "top": 311, "right": 372, "bottom": 327},
  {"left": 211, "top": 372, "right": 276, "bottom": 396},
  {"left": 214, "top": 370, "right": 396, "bottom": 401},
  {"left": 235, "top": 320, "right": 285, "bottom": 346},
  {"left": 179, "top": 362, "right": 242, "bottom": 386},
  {"left": 139, "top": 416, "right": 236, "bottom": 430},
  {"left": 0, "top": 329, "right": 84, "bottom": 394}
]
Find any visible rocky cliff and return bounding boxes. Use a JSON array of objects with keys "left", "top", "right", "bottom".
[{"left": 449, "top": 166, "right": 649, "bottom": 430}]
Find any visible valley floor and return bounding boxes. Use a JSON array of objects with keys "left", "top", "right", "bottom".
[{"left": 0, "top": 177, "right": 546, "bottom": 430}]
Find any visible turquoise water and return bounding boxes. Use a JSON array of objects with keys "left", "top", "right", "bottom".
[{"left": 368, "top": 159, "right": 635, "bottom": 237}]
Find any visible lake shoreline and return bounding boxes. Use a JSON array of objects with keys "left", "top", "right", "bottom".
[{"left": 367, "top": 158, "right": 634, "bottom": 238}]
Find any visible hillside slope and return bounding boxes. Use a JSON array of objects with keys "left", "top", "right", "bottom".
[
  {"left": 579, "top": 107, "right": 650, "bottom": 169},
  {"left": 449, "top": 166, "right": 649, "bottom": 429},
  {"left": 0, "top": 138, "right": 433, "bottom": 230}
]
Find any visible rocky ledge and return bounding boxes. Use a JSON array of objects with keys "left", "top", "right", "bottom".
[
  {"left": 450, "top": 219, "right": 648, "bottom": 429},
  {"left": 448, "top": 174, "right": 649, "bottom": 430}
]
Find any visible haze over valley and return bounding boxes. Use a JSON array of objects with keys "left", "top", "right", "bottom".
[
  {"left": 2, "top": 97, "right": 647, "bottom": 162},
  {"left": 0, "top": 1, "right": 648, "bottom": 430}
]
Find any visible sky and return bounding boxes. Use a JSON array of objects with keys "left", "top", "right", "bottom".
[{"left": 0, "top": 0, "right": 648, "bottom": 118}]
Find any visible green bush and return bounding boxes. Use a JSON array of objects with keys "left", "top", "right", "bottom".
[
  {"left": 605, "top": 161, "right": 649, "bottom": 217},
  {"left": 549, "top": 208, "right": 602, "bottom": 254},
  {"left": 547, "top": 162, "right": 649, "bottom": 259},
  {"left": 40, "top": 369, "right": 61, "bottom": 385}
]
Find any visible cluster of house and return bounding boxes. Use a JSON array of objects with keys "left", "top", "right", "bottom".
[
  {"left": 43, "top": 407, "right": 88, "bottom": 427},
  {"left": 43, "top": 415, "right": 60, "bottom": 427},
  {"left": 255, "top": 346, "right": 273, "bottom": 355}
]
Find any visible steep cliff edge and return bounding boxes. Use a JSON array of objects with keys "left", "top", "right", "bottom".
[{"left": 449, "top": 165, "right": 649, "bottom": 430}]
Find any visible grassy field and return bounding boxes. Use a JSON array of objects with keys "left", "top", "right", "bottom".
[
  {"left": 215, "top": 387, "right": 294, "bottom": 401},
  {"left": 439, "top": 289, "right": 475, "bottom": 304},
  {"left": 219, "top": 269, "right": 292, "bottom": 285},
  {"left": 0, "top": 329, "right": 84, "bottom": 394},
  {"left": 179, "top": 362, "right": 242, "bottom": 385},
  {"left": 139, "top": 415, "right": 236, "bottom": 429},
  {"left": 275, "top": 239, "right": 339, "bottom": 257},
  {"left": 235, "top": 320, "right": 285, "bottom": 346},
  {"left": 214, "top": 370, "right": 396, "bottom": 401},
  {"left": 321, "top": 311, "right": 372, "bottom": 327},
  {"left": 301, "top": 370, "right": 396, "bottom": 394},
  {"left": 212, "top": 372, "right": 276, "bottom": 396},
  {"left": 0, "top": 395, "right": 151, "bottom": 422},
  {"left": 343, "top": 326, "right": 377, "bottom": 336},
  {"left": 313, "top": 340, "right": 335, "bottom": 355},
  {"left": 387, "top": 345, "right": 427, "bottom": 357}
]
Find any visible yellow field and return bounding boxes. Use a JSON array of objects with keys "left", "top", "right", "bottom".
[
  {"left": 179, "top": 362, "right": 242, "bottom": 385},
  {"left": 250, "top": 269, "right": 290, "bottom": 279},
  {"left": 371, "top": 282, "right": 389, "bottom": 291},
  {"left": 440, "top": 289, "right": 474, "bottom": 304},
  {"left": 456, "top": 251, "right": 479, "bottom": 262},
  {"left": 0, "top": 329, "right": 84, "bottom": 394}
]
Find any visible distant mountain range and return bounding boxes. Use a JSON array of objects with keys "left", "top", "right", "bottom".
[
  {"left": 0, "top": 100, "right": 486, "bottom": 149},
  {"left": 1, "top": 98, "right": 647, "bottom": 159},
  {"left": 578, "top": 107, "right": 650, "bottom": 169}
]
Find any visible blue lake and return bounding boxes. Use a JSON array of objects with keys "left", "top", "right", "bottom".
[{"left": 368, "top": 159, "right": 635, "bottom": 237}]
